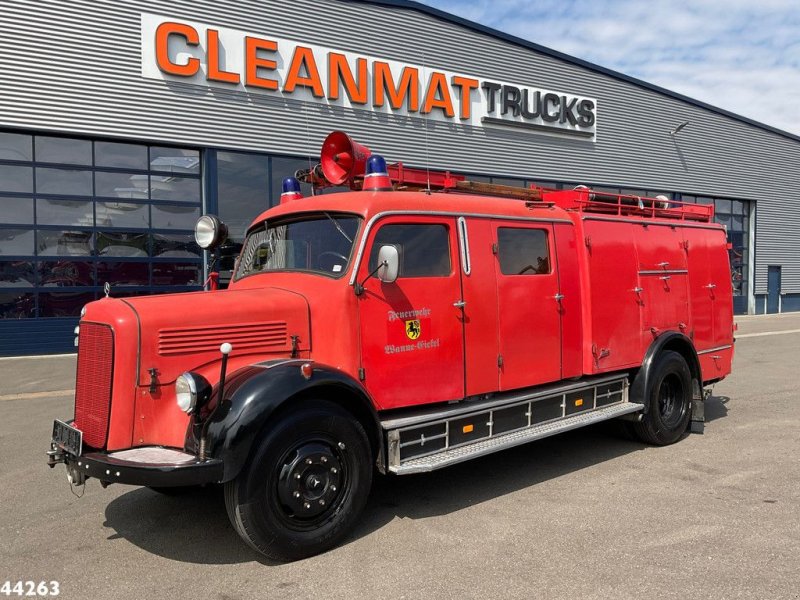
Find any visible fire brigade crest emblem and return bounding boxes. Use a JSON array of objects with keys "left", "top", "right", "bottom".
[{"left": 405, "top": 319, "right": 421, "bottom": 340}]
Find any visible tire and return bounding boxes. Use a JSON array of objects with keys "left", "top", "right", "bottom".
[
  {"left": 224, "top": 401, "right": 373, "bottom": 562},
  {"left": 629, "top": 350, "right": 692, "bottom": 446}
]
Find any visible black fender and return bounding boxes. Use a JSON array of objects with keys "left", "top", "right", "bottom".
[
  {"left": 199, "top": 360, "right": 382, "bottom": 482},
  {"left": 630, "top": 332, "right": 702, "bottom": 414}
]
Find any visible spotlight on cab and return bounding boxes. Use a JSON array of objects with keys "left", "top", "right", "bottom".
[{"left": 194, "top": 215, "right": 229, "bottom": 251}]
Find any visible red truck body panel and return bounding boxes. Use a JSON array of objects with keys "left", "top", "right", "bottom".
[{"left": 75, "top": 187, "right": 733, "bottom": 451}]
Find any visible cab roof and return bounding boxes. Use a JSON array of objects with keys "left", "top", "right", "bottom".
[{"left": 249, "top": 189, "right": 570, "bottom": 233}]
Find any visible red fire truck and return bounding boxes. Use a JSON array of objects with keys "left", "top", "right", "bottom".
[{"left": 48, "top": 131, "right": 734, "bottom": 561}]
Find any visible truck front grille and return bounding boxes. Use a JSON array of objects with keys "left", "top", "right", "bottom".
[{"left": 73, "top": 323, "right": 114, "bottom": 449}]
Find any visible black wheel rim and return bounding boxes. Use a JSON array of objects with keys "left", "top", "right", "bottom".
[
  {"left": 657, "top": 373, "right": 686, "bottom": 429},
  {"left": 271, "top": 436, "right": 348, "bottom": 531}
]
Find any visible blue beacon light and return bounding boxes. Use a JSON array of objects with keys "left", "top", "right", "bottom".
[
  {"left": 280, "top": 176, "right": 303, "bottom": 203},
  {"left": 363, "top": 155, "right": 392, "bottom": 191}
]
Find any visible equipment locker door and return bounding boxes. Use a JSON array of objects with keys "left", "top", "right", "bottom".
[
  {"left": 357, "top": 217, "right": 465, "bottom": 410},
  {"left": 491, "top": 222, "right": 562, "bottom": 391}
]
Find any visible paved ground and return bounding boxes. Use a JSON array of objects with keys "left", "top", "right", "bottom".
[{"left": 1, "top": 313, "right": 799, "bottom": 599}]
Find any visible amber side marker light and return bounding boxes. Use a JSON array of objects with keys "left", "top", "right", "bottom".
[
  {"left": 462, "top": 424, "right": 474, "bottom": 434},
  {"left": 300, "top": 363, "right": 313, "bottom": 380},
  {"left": 575, "top": 398, "right": 584, "bottom": 407}
]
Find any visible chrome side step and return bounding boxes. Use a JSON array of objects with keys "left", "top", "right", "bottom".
[{"left": 389, "top": 402, "right": 643, "bottom": 474}]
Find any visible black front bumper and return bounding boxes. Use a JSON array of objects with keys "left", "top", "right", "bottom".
[{"left": 51, "top": 446, "right": 224, "bottom": 488}]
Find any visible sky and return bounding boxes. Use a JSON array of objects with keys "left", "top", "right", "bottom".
[{"left": 417, "top": 0, "right": 800, "bottom": 136}]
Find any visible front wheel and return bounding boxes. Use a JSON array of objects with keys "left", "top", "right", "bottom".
[
  {"left": 629, "top": 350, "right": 692, "bottom": 445},
  {"left": 224, "top": 401, "right": 373, "bottom": 561}
]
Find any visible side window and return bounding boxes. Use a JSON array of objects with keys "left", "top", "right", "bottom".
[
  {"left": 368, "top": 223, "right": 451, "bottom": 278},
  {"left": 497, "top": 227, "right": 550, "bottom": 275}
]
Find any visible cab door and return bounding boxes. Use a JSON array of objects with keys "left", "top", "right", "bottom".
[
  {"left": 357, "top": 217, "right": 465, "bottom": 410},
  {"left": 492, "top": 222, "right": 562, "bottom": 391}
]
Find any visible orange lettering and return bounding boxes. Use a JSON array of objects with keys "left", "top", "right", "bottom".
[
  {"left": 422, "top": 72, "right": 455, "bottom": 118},
  {"left": 207, "top": 29, "right": 240, "bottom": 84},
  {"left": 451, "top": 75, "right": 479, "bottom": 120},
  {"left": 245, "top": 36, "right": 278, "bottom": 90},
  {"left": 328, "top": 53, "right": 368, "bottom": 104},
  {"left": 155, "top": 22, "right": 200, "bottom": 77},
  {"left": 284, "top": 46, "right": 325, "bottom": 98},
  {"left": 373, "top": 62, "right": 419, "bottom": 112}
]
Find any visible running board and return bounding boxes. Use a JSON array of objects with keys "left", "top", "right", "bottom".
[
  {"left": 384, "top": 372, "right": 641, "bottom": 474},
  {"left": 389, "top": 402, "right": 642, "bottom": 474}
]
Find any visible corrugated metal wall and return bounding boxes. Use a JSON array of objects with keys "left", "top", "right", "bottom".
[{"left": 0, "top": 0, "right": 798, "bottom": 293}]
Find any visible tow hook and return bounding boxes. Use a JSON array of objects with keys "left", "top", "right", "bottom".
[{"left": 46, "top": 444, "right": 65, "bottom": 468}]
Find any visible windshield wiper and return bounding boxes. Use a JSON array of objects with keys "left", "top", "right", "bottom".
[{"left": 324, "top": 212, "right": 353, "bottom": 244}]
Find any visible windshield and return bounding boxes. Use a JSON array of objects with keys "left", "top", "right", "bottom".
[{"left": 234, "top": 213, "right": 361, "bottom": 280}]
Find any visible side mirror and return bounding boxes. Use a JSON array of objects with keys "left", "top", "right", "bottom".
[{"left": 376, "top": 245, "right": 399, "bottom": 283}]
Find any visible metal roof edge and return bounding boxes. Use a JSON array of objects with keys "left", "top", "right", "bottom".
[{"left": 344, "top": 0, "right": 800, "bottom": 145}]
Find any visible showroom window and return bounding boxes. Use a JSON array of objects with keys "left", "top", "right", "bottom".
[{"left": 0, "top": 131, "right": 202, "bottom": 320}]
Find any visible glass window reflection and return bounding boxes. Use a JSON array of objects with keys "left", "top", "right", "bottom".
[
  {"left": 95, "top": 142, "right": 148, "bottom": 170},
  {"left": 36, "top": 136, "right": 92, "bottom": 165},
  {"left": 218, "top": 151, "right": 270, "bottom": 242},
  {"left": 0, "top": 197, "right": 34, "bottom": 224},
  {"left": 0, "top": 292, "right": 35, "bottom": 318},
  {"left": 37, "top": 230, "right": 93, "bottom": 256},
  {"left": 0, "top": 261, "right": 35, "bottom": 287},
  {"left": 39, "top": 291, "right": 95, "bottom": 317},
  {"left": 96, "top": 202, "right": 149, "bottom": 228},
  {"left": 150, "top": 147, "right": 200, "bottom": 174},
  {"left": 97, "top": 261, "right": 149, "bottom": 286},
  {"left": 36, "top": 168, "right": 93, "bottom": 196},
  {"left": 95, "top": 171, "right": 149, "bottom": 199},
  {"left": 0, "top": 228, "right": 35, "bottom": 255},
  {"left": 0, "top": 132, "right": 32, "bottom": 161},
  {"left": 151, "top": 204, "right": 199, "bottom": 230},
  {"left": 152, "top": 233, "right": 201, "bottom": 258},
  {"left": 149, "top": 175, "right": 200, "bottom": 202},
  {"left": 39, "top": 261, "right": 94, "bottom": 287},
  {"left": 37, "top": 199, "right": 94, "bottom": 227},
  {"left": 152, "top": 262, "right": 202, "bottom": 286},
  {"left": 96, "top": 231, "right": 149, "bottom": 257},
  {"left": 0, "top": 164, "right": 33, "bottom": 193}
]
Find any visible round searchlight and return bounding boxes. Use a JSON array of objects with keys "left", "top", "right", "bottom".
[{"left": 194, "top": 215, "right": 228, "bottom": 250}]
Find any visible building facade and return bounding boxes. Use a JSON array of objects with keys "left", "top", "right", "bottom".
[{"left": 0, "top": 0, "right": 798, "bottom": 355}]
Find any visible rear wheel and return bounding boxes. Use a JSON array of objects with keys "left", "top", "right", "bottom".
[
  {"left": 629, "top": 350, "right": 692, "bottom": 445},
  {"left": 224, "top": 401, "right": 372, "bottom": 562}
]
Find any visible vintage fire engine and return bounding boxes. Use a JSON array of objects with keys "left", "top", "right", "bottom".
[{"left": 48, "top": 131, "right": 734, "bottom": 561}]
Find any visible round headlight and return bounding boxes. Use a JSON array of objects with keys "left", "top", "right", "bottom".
[
  {"left": 175, "top": 373, "right": 199, "bottom": 413},
  {"left": 194, "top": 215, "right": 228, "bottom": 250}
]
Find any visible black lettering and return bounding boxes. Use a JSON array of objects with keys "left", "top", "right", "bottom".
[
  {"left": 521, "top": 89, "right": 541, "bottom": 119},
  {"left": 577, "top": 99, "right": 595, "bottom": 127},
  {"left": 542, "top": 93, "right": 560, "bottom": 122},
  {"left": 560, "top": 96, "right": 579, "bottom": 125},
  {"left": 501, "top": 85, "right": 522, "bottom": 116},
  {"left": 482, "top": 81, "right": 502, "bottom": 114}
]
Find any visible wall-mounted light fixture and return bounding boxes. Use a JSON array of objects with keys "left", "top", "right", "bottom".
[{"left": 669, "top": 121, "right": 690, "bottom": 136}]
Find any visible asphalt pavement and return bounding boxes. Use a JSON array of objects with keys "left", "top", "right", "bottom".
[{"left": 1, "top": 313, "right": 799, "bottom": 599}]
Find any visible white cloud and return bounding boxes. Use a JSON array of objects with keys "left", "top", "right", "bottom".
[{"left": 418, "top": 0, "right": 800, "bottom": 135}]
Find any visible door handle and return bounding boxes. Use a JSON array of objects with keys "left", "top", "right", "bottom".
[
  {"left": 453, "top": 300, "right": 466, "bottom": 309},
  {"left": 554, "top": 294, "right": 564, "bottom": 301},
  {"left": 704, "top": 283, "right": 716, "bottom": 289}
]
